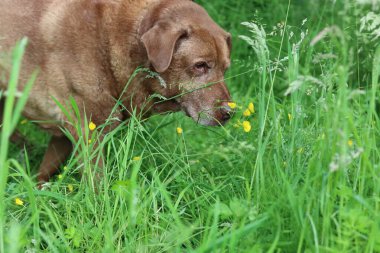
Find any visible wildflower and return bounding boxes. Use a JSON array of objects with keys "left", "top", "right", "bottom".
[
  {"left": 88, "top": 121, "right": 96, "bottom": 131},
  {"left": 242, "top": 121, "right": 251, "bottom": 133},
  {"left": 248, "top": 102, "right": 255, "bottom": 113},
  {"left": 243, "top": 109, "right": 251, "bottom": 117},
  {"left": 288, "top": 113, "right": 292, "bottom": 121},
  {"left": 58, "top": 174, "right": 63, "bottom": 179},
  {"left": 15, "top": 198, "right": 23, "bottom": 206},
  {"left": 348, "top": 140, "right": 353, "bottom": 147},
  {"left": 329, "top": 161, "right": 339, "bottom": 172},
  {"left": 68, "top": 184, "right": 74, "bottom": 193},
  {"left": 88, "top": 139, "right": 92, "bottom": 144},
  {"left": 227, "top": 102, "right": 237, "bottom": 109},
  {"left": 132, "top": 156, "right": 141, "bottom": 161},
  {"left": 176, "top": 127, "right": 183, "bottom": 134}
]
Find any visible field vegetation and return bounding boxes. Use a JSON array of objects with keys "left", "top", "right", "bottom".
[{"left": 1, "top": 0, "right": 380, "bottom": 252}]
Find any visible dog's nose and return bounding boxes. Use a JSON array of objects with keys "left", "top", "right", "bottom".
[{"left": 219, "top": 101, "right": 234, "bottom": 122}]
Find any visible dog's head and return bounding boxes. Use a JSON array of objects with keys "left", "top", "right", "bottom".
[{"left": 140, "top": 0, "right": 232, "bottom": 126}]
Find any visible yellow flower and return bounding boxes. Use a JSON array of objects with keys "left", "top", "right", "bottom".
[
  {"left": 15, "top": 198, "right": 23, "bottom": 206},
  {"left": 58, "top": 174, "right": 63, "bottom": 179},
  {"left": 243, "top": 109, "right": 251, "bottom": 117},
  {"left": 248, "top": 102, "right": 255, "bottom": 113},
  {"left": 227, "top": 102, "right": 237, "bottom": 109},
  {"left": 348, "top": 140, "right": 353, "bottom": 147},
  {"left": 176, "top": 127, "right": 183, "bottom": 134},
  {"left": 89, "top": 121, "right": 96, "bottom": 131},
  {"left": 68, "top": 184, "right": 74, "bottom": 193},
  {"left": 88, "top": 139, "right": 92, "bottom": 144},
  {"left": 288, "top": 113, "right": 292, "bottom": 121},
  {"left": 132, "top": 156, "right": 141, "bottom": 161},
  {"left": 242, "top": 121, "right": 251, "bottom": 133}
]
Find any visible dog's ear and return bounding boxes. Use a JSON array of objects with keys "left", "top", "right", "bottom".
[{"left": 141, "top": 21, "right": 187, "bottom": 73}]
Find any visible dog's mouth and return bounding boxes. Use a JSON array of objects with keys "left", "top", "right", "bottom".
[{"left": 179, "top": 101, "right": 233, "bottom": 126}]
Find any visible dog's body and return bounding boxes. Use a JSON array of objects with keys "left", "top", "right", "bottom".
[{"left": 0, "top": 0, "right": 232, "bottom": 183}]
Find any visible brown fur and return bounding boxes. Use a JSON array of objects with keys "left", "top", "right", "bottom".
[{"left": 0, "top": 0, "right": 232, "bottom": 184}]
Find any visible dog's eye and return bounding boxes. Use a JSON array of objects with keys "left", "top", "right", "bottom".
[{"left": 194, "top": 62, "right": 210, "bottom": 74}]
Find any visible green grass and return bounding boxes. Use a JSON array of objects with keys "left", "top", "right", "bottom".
[{"left": 1, "top": 0, "right": 380, "bottom": 252}]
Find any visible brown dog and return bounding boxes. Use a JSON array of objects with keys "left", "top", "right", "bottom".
[{"left": 0, "top": 0, "right": 232, "bottom": 184}]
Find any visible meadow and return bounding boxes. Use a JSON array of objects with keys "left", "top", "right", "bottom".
[{"left": 1, "top": 0, "right": 380, "bottom": 252}]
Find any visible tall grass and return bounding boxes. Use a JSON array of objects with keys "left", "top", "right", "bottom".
[
  {"left": 0, "top": 0, "right": 379, "bottom": 252},
  {"left": 0, "top": 38, "right": 36, "bottom": 253}
]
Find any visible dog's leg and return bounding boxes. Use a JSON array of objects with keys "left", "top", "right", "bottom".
[{"left": 37, "top": 135, "right": 72, "bottom": 185}]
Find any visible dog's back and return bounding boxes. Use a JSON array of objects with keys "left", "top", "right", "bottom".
[
  {"left": 0, "top": 0, "right": 50, "bottom": 80},
  {"left": 0, "top": 0, "right": 40, "bottom": 44},
  {"left": 0, "top": 0, "right": 123, "bottom": 129}
]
